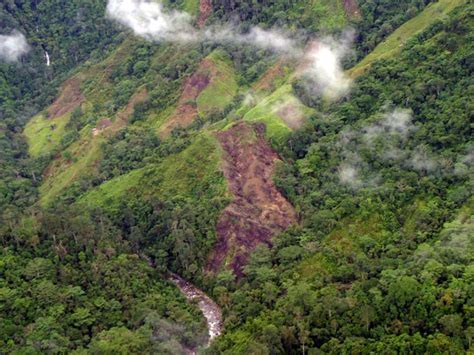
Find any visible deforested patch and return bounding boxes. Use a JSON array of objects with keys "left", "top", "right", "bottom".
[
  {"left": 208, "top": 122, "right": 297, "bottom": 277},
  {"left": 343, "top": 0, "right": 361, "bottom": 19},
  {"left": 159, "top": 59, "right": 213, "bottom": 137},
  {"left": 198, "top": 0, "right": 213, "bottom": 28},
  {"left": 48, "top": 77, "right": 85, "bottom": 119}
]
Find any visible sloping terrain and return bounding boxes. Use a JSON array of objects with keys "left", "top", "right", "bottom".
[
  {"left": 159, "top": 50, "right": 237, "bottom": 137},
  {"left": 2, "top": 0, "right": 472, "bottom": 353},
  {"left": 349, "top": 0, "right": 467, "bottom": 76},
  {"left": 208, "top": 122, "right": 297, "bottom": 276},
  {"left": 198, "top": 0, "right": 213, "bottom": 28}
]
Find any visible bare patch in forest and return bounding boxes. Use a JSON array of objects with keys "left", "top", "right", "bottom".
[
  {"left": 102, "top": 87, "right": 149, "bottom": 137},
  {"left": 208, "top": 122, "right": 297, "bottom": 277},
  {"left": 343, "top": 0, "right": 361, "bottom": 19},
  {"left": 253, "top": 60, "right": 287, "bottom": 94},
  {"left": 47, "top": 77, "right": 85, "bottom": 118},
  {"left": 117, "top": 88, "right": 148, "bottom": 123},
  {"left": 198, "top": 0, "right": 213, "bottom": 28},
  {"left": 276, "top": 103, "right": 304, "bottom": 129},
  {"left": 160, "top": 59, "right": 214, "bottom": 137}
]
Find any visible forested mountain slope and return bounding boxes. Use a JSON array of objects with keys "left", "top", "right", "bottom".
[{"left": 0, "top": 0, "right": 472, "bottom": 353}]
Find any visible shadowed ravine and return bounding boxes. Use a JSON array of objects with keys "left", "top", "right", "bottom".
[{"left": 169, "top": 273, "right": 223, "bottom": 352}]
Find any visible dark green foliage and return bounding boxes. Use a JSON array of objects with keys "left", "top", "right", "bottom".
[
  {"left": 0, "top": 206, "right": 207, "bottom": 353},
  {"left": 1, "top": 0, "right": 472, "bottom": 353},
  {"left": 210, "top": 5, "right": 473, "bottom": 353},
  {"left": 355, "top": 0, "right": 433, "bottom": 59}
]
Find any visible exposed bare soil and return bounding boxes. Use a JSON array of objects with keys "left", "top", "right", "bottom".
[
  {"left": 103, "top": 87, "right": 148, "bottom": 137},
  {"left": 208, "top": 122, "right": 297, "bottom": 276},
  {"left": 253, "top": 60, "right": 286, "bottom": 93},
  {"left": 343, "top": 0, "right": 361, "bottom": 19},
  {"left": 47, "top": 77, "right": 85, "bottom": 118},
  {"left": 116, "top": 88, "right": 148, "bottom": 123},
  {"left": 276, "top": 103, "right": 305, "bottom": 129},
  {"left": 198, "top": 0, "right": 213, "bottom": 28},
  {"left": 160, "top": 59, "right": 213, "bottom": 137}
]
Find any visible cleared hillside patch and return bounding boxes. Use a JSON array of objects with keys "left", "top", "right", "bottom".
[
  {"left": 78, "top": 133, "right": 227, "bottom": 214},
  {"left": 208, "top": 122, "right": 297, "bottom": 276},
  {"left": 241, "top": 85, "right": 312, "bottom": 145},
  {"left": 24, "top": 112, "right": 71, "bottom": 158},
  {"left": 159, "top": 50, "right": 238, "bottom": 136}
]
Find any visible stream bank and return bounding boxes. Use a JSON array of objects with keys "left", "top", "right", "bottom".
[{"left": 168, "top": 272, "right": 223, "bottom": 351}]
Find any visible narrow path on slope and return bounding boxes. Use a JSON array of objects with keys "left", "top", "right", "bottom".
[{"left": 168, "top": 272, "right": 223, "bottom": 351}]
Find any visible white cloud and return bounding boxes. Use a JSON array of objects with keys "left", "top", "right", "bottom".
[
  {"left": 106, "top": 0, "right": 196, "bottom": 41},
  {"left": 302, "top": 40, "right": 351, "bottom": 99},
  {"left": 338, "top": 163, "right": 361, "bottom": 188},
  {"left": 363, "top": 108, "right": 414, "bottom": 144},
  {"left": 106, "top": 0, "right": 300, "bottom": 53},
  {"left": 409, "top": 149, "right": 438, "bottom": 173},
  {"left": 106, "top": 0, "right": 351, "bottom": 100},
  {"left": 0, "top": 31, "right": 30, "bottom": 63}
]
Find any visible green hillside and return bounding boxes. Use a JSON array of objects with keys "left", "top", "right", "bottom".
[
  {"left": 349, "top": 0, "right": 467, "bottom": 76},
  {"left": 1, "top": 0, "right": 472, "bottom": 353}
]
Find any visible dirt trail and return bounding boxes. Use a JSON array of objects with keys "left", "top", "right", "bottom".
[
  {"left": 198, "top": 0, "right": 212, "bottom": 28},
  {"left": 48, "top": 77, "right": 84, "bottom": 118},
  {"left": 169, "top": 272, "right": 222, "bottom": 350},
  {"left": 208, "top": 122, "right": 297, "bottom": 276}
]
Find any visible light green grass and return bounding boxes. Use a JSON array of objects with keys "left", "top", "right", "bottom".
[
  {"left": 196, "top": 50, "right": 238, "bottom": 117},
  {"left": 79, "top": 133, "right": 227, "bottom": 213},
  {"left": 241, "top": 85, "right": 312, "bottom": 144},
  {"left": 305, "top": 0, "right": 347, "bottom": 29},
  {"left": 298, "top": 253, "right": 335, "bottom": 280},
  {"left": 39, "top": 139, "right": 102, "bottom": 206},
  {"left": 182, "top": 0, "right": 199, "bottom": 16},
  {"left": 149, "top": 105, "right": 177, "bottom": 131},
  {"left": 349, "top": 0, "right": 466, "bottom": 77},
  {"left": 24, "top": 113, "right": 71, "bottom": 158}
]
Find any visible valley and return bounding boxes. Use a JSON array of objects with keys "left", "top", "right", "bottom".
[{"left": 0, "top": 0, "right": 472, "bottom": 353}]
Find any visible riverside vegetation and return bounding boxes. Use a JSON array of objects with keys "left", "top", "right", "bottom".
[{"left": 0, "top": 0, "right": 472, "bottom": 353}]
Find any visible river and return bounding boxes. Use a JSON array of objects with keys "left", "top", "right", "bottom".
[{"left": 168, "top": 272, "right": 223, "bottom": 350}]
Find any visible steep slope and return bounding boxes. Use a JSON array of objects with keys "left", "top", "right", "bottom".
[
  {"left": 208, "top": 122, "right": 297, "bottom": 276},
  {"left": 210, "top": 3, "right": 473, "bottom": 353},
  {"left": 159, "top": 50, "right": 238, "bottom": 137},
  {"left": 2, "top": 0, "right": 472, "bottom": 353},
  {"left": 349, "top": 0, "right": 467, "bottom": 77}
]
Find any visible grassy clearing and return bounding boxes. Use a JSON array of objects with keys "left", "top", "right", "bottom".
[
  {"left": 298, "top": 253, "right": 335, "bottom": 280},
  {"left": 39, "top": 138, "right": 102, "bottom": 206},
  {"left": 24, "top": 113, "right": 71, "bottom": 158},
  {"left": 182, "top": 0, "right": 200, "bottom": 16},
  {"left": 240, "top": 84, "right": 312, "bottom": 144},
  {"left": 196, "top": 50, "right": 238, "bottom": 117},
  {"left": 349, "top": 0, "right": 467, "bottom": 77},
  {"left": 79, "top": 133, "right": 228, "bottom": 213},
  {"left": 304, "top": 0, "right": 347, "bottom": 30}
]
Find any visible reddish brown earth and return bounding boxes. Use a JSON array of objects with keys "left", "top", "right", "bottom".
[
  {"left": 103, "top": 87, "right": 148, "bottom": 137},
  {"left": 276, "top": 103, "right": 305, "bottom": 130},
  {"left": 160, "top": 59, "right": 214, "bottom": 137},
  {"left": 117, "top": 88, "right": 148, "bottom": 123},
  {"left": 343, "top": 0, "right": 361, "bottom": 19},
  {"left": 253, "top": 60, "right": 287, "bottom": 93},
  {"left": 198, "top": 0, "right": 213, "bottom": 28},
  {"left": 47, "top": 77, "right": 85, "bottom": 118},
  {"left": 208, "top": 122, "right": 297, "bottom": 277}
]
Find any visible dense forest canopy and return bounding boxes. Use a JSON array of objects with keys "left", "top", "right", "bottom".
[{"left": 0, "top": 0, "right": 472, "bottom": 353}]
